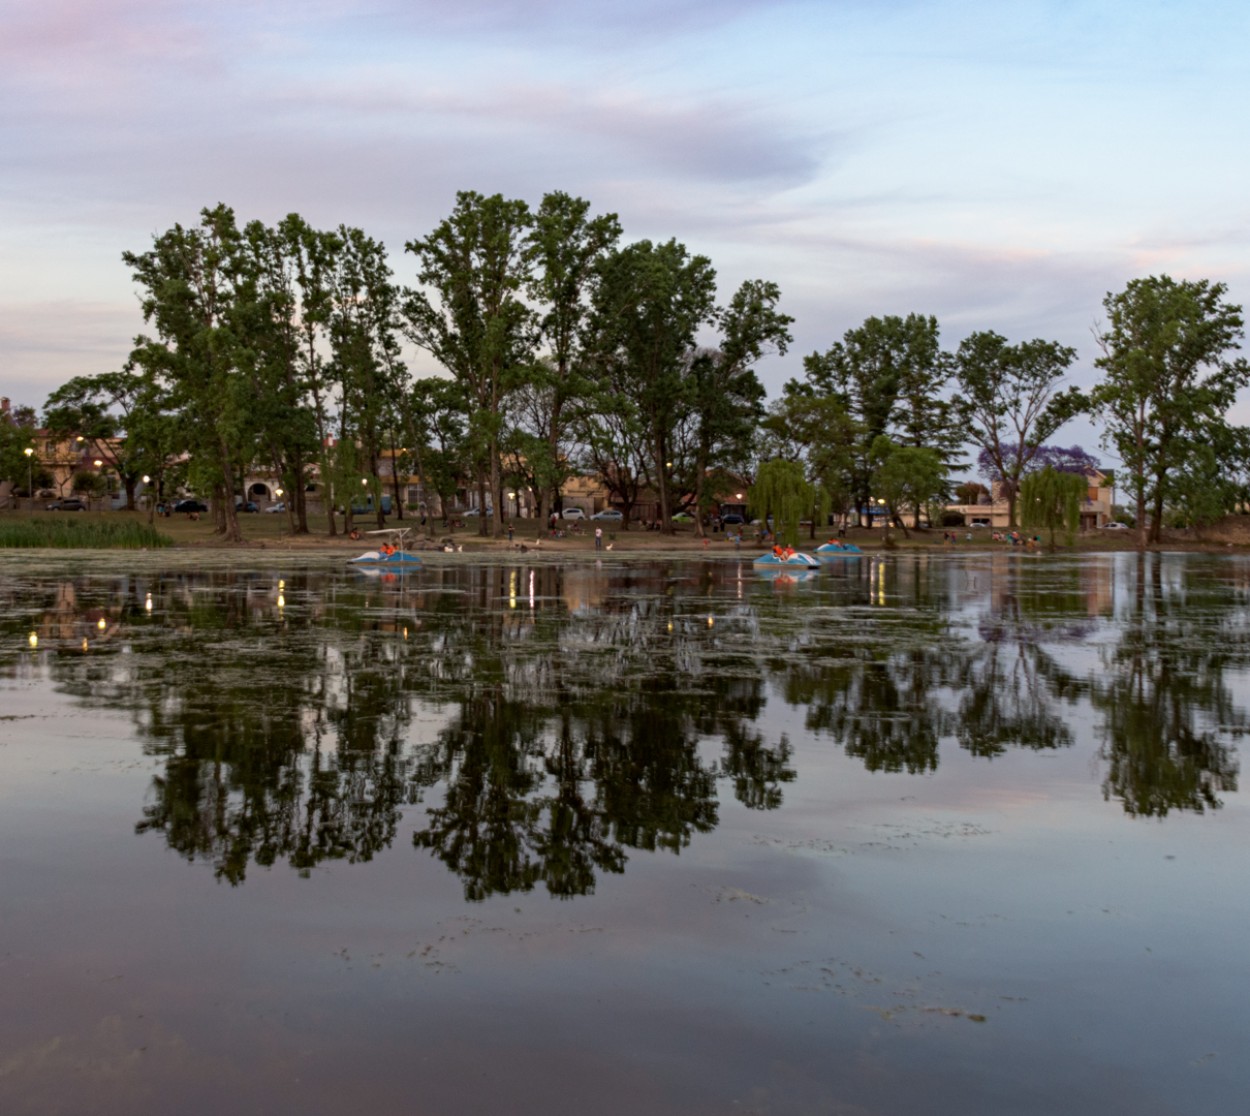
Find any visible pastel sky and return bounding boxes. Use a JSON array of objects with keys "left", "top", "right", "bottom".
[{"left": 4, "top": 0, "right": 1249, "bottom": 460}]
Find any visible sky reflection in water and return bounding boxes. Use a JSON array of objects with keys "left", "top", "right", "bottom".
[{"left": 0, "top": 551, "right": 1246, "bottom": 1115}]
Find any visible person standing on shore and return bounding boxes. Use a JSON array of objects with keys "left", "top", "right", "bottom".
[{"left": 594, "top": 526, "right": 603, "bottom": 551}]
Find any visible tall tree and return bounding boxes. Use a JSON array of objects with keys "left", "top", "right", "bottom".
[
  {"left": 761, "top": 384, "right": 860, "bottom": 532},
  {"left": 1090, "top": 275, "right": 1250, "bottom": 546},
  {"left": 42, "top": 369, "right": 152, "bottom": 509},
  {"left": 589, "top": 239, "right": 718, "bottom": 531},
  {"left": 123, "top": 204, "right": 253, "bottom": 543},
  {"left": 686, "top": 280, "right": 793, "bottom": 537},
  {"left": 405, "top": 376, "right": 469, "bottom": 531},
  {"left": 522, "top": 192, "right": 621, "bottom": 523},
  {"left": 869, "top": 436, "right": 947, "bottom": 540},
  {"left": 233, "top": 215, "right": 325, "bottom": 535},
  {"left": 404, "top": 192, "right": 535, "bottom": 538},
  {"left": 0, "top": 402, "right": 37, "bottom": 502},
  {"left": 952, "top": 330, "right": 1082, "bottom": 527},
  {"left": 328, "top": 226, "right": 407, "bottom": 530},
  {"left": 575, "top": 385, "right": 650, "bottom": 526},
  {"left": 803, "top": 314, "right": 953, "bottom": 526}
]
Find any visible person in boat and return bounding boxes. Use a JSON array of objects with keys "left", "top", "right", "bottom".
[
  {"left": 772, "top": 544, "right": 784, "bottom": 559},
  {"left": 785, "top": 546, "right": 796, "bottom": 559}
]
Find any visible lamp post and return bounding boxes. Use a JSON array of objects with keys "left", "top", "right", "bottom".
[{"left": 24, "top": 446, "right": 33, "bottom": 508}]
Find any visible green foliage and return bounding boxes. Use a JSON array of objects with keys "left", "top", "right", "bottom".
[
  {"left": 753, "top": 458, "right": 824, "bottom": 545},
  {"left": 869, "top": 436, "right": 948, "bottom": 536},
  {"left": 1019, "top": 467, "right": 1086, "bottom": 546},
  {"left": 43, "top": 368, "right": 153, "bottom": 510},
  {"left": 802, "top": 313, "right": 957, "bottom": 524},
  {"left": 762, "top": 386, "right": 859, "bottom": 525},
  {"left": 954, "top": 481, "right": 988, "bottom": 505},
  {"left": 0, "top": 518, "right": 172, "bottom": 549},
  {"left": 520, "top": 192, "right": 621, "bottom": 520},
  {"left": 0, "top": 412, "right": 36, "bottom": 491},
  {"left": 951, "top": 330, "right": 1082, "bottom": 526},
  {"left": 589, "top": 238, "right": 719, "bottom": 527},
  {"left": 1091, "top": 275, "right": 1250, "bottom": 544},
  {"left": 1164, "top": 433, "right": 1246, "bottom": 532},
  {"left": 404, "top": 191, "right": 535, "bottom": 537},
  {"left": 124, "top": 204, "right": 257, "bottom": 542}
]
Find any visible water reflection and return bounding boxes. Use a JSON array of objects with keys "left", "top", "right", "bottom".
[
  {"left": 2, "top": 552, "right": 1245, "bottom": 890},
  {"left": 1090, "top": 554, "right": 1246, "bottom": 816}
]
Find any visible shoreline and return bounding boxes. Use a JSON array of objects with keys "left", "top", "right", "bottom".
[{"left": 5, "top": 507, "right": 1250, "bottom": 556}]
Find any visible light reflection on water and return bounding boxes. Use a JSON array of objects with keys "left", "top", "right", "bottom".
[{"left": 0, "top": 551, "right": 1247, "bottom": 1115}]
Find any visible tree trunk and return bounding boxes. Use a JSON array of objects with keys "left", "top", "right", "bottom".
[{"left": 655, "top": 433, "right": 671, "bottom": 532}]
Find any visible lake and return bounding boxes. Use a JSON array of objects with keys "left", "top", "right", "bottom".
[{"left": 1, "top": 550, "right": 1246, "bottom": 1115}]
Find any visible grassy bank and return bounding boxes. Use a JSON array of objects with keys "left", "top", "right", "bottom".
[{"left": 0, "top": 516, "right": 173, "bottom": 549}]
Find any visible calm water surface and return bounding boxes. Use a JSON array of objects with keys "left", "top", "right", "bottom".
[{"left": 1, "top": 551, "right": 1246, "bottom": 1115}]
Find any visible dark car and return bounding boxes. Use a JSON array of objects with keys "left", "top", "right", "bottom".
[
  {"left": 234, "top": 499, "right": 259, "bottom": 513},
  {"left": 173, "top": 499, "right": 208, "bottom": 514},
  {"left": 47, "top": 498, "right": 87, "bottom": 511},
  {"left": 720, "top": 513, "right": 745, "bottom": 526}
]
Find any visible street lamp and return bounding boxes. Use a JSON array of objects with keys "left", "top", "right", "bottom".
[{"left": 24, "top": 447, "right": 33, "bottom": 506}]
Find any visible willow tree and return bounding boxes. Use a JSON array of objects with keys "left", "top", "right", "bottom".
[
  {"left": 1019, "top": 467, "right": 1086, "bottom": 547},
  {"left": 753, "top": 458, "right": 826, "bottom": 547}
]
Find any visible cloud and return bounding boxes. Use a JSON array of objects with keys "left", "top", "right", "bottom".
[
  {"left": 346, "top": 0, "right": 804, "bottom": 41},
  {"left": 263, "top": 79, "right": 823, "bottom": 187}
]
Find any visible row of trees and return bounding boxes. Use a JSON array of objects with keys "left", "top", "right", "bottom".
[
  {"left": 756, "top": 277, "right": 1250, "bottom": 546},
  {"left": 3, "top": 191, "right": 1248, "bottom": 546}
]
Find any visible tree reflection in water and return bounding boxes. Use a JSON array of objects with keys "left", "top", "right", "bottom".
[
  {"left": 32, "top": 563, "right": 793, "bottom": 893},
  {"left": 8, "top": 553, "right": 1247, "bottom": 890},
  {"left": 1089, "top": 554, "right": 1244, "bottom": 816}
]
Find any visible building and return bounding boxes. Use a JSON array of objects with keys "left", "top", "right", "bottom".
[{"left": 946, "top": 470, "right": 1114, "bottom": 530}]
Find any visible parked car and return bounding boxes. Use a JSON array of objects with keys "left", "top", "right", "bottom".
[
  {"left": 173, "top": 499, "right": 208, "bottom": 514},
  {"left": 720, "top": 513, "right": 745, "bottom": 526},
  {"left": 591, "top": 508, "right": 623, "bottom": 522},
  {"left": 671, "top": 512, "right": 694, "bottom": 523},
  {"left": 1100, "top": 521, "right": 1130, "bottom": 530},
  {"left": 463, "top": 507, "right": 493, "bottom": 517},
  {"left": 560, "top": 507, "right": 585, "bottom": 520},
  {"left": 235, "top": 499, "right": 259, "bottom": 513},
  {"left": 46, "top": 498, "right": 87, "bottom": 511},
  {"left": 265, "top": 502, "right": 287, "bottom": 514}
]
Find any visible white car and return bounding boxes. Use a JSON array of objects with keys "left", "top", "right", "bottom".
[
  {"left": 560, "top": 507, "right": 585, "bottom": 520},
  {"left": 591, "top": 509, "right": 623, "bottom": 522},
  {"left": 265, "top": 502, "right": 286, "bottom": 514},
  {"left": 1100, "top": 521, "right": 1129, "bottom": 530}
]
